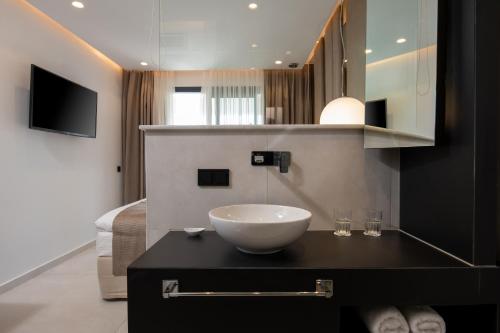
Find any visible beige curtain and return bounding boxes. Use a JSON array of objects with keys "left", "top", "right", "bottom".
[
  {"left": 309, "top": 0, "right": 365, "bottom": 123},
  {"left": 122, "top": 71, "right": 154, "bottom": 204},
  {"left": 343, "top": 0, "right": 366, "bottom": 102},
  {"left": 310, "top": 30, "right": 342, "bottom": 124},
  {"left": 323, "top": 11, "right": 343, "bottom": 104},
  {"left": 264, "top": 64, "right": 314, "bottom": 124},
  {"left": 311, "top": 38, "right": 326, "bottom": 123}
]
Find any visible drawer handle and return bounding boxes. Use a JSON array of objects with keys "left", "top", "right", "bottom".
[{"left": 163, "top": 279, "right": 333, "bottom": 299}]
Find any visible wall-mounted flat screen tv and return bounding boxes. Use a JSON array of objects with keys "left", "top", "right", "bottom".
[
  {"left": 365, "top": 99, "right": 387, "bottom": 128},
  {"left": 29, "top": 65, "right": 97, "bottom": 138}
]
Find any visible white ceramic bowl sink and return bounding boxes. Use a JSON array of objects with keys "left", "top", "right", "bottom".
[{"left": 209, "top": 204, "right": 311, "bottom": 254}]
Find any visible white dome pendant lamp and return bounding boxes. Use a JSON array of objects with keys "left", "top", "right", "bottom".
[{"left": 320, "top": 0, "right": 365, "bottom": 125}]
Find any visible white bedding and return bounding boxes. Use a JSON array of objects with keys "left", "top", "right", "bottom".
[
  {"left": 94, "top": 199, "right": 146, "bottom": 257},
  {"left": 96, "top": 231, "right": 113, "bottom": 257},
  {"left": 94, "top": 199, "right": 146, "bottom": 232}
]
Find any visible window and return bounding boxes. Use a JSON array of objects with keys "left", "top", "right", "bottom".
[
  {"left": 172, "top": 87, "right": 205, "bottom": 125},
  {"left": 171, "top": 86, "right": 264, "bottom": 126}
]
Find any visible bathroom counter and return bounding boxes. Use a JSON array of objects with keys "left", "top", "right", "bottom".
[
  {"left": 130, "top": 230, "right": 468, "bottom": 270},
  {"left": 128, "top": 231, "right": 498, "bottom": 333}
]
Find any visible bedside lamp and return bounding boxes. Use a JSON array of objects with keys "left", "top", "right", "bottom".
[{"left": 320, "top": 97, "right": 365, "bottom": 125}]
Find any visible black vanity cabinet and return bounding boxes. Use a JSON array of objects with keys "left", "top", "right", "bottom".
[
  {"left": 127, "top": 231, "right": 496, "bottom": 333},
  {"left": 128, "top": 269, "right": 338, "bottom": 332}
]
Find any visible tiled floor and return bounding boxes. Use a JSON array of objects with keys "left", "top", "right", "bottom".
[{"left": 0, "top": 248, "right": 127, "bottom": 333}]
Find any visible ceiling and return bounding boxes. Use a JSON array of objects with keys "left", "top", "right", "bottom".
[
  {"left": 366, "top": 0, "right": 438, "bottom": 64},
  {"left": 27, "top": 0, "right": 338, "bottom": 70}
]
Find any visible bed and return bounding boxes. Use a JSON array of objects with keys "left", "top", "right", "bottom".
[{"left": 94, "top": 199, "right": 146, "bottom": 299}]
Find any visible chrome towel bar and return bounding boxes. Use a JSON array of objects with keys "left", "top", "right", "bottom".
[{"left": 163, "top": 279, "right": 333, "bottom": 299}]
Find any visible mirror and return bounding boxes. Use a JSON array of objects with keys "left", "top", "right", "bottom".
[
  {"left": 365, "top": 0, "right": 438, "bottom": 139},
  {"left": 156, "top": 0, "right": 363, "bottom": 126},
  {"left": 155, "top": 0, "right": 438, "bottom": 136}
]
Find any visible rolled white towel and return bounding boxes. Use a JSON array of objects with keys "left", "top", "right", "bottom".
[
  {"left": 400, "top": 306, "right": 446, "bottom": 333},
  {"left": 359, "top": 306, "right": 410, "bottom": 333}
]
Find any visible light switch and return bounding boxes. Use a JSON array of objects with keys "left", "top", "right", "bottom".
[{"left": 198, "top": 169, "right": 230, "bottom": 187}]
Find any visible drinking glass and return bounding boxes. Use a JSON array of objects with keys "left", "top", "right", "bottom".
[
  {"left": 364, "top": 209, "right": 382, "bottom": 237},
  {"left": 334, "top": 209, "right": 352, "bottom": 237}
]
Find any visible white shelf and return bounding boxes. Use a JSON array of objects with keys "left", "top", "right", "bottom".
[
  {"left": 364, "top": 125, "right": 435, "bottom": 148},
  {"left": 139, "top": 124, "right": 364, "bottom": 132},
  {"left": 139, "top": 124, "right": 435, "bottom": 148}
]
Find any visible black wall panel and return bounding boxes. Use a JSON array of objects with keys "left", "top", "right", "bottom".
[{"left": 400, "top": 0, "right": 500, "bottom": 265}]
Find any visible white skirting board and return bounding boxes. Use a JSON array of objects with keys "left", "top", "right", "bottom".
[{"left": 0, "top": 239, "right": 96, "bottom": 295}]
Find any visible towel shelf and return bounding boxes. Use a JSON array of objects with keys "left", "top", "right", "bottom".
[{"left": 162, "top": 279, "right": 333, "bottom": 299}]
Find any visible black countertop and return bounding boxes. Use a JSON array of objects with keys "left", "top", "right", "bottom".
[
  {"left": 128, "top": 230, "right": 500, "bottom": 321},
  {"left": 130, "top": 230, "right": 468, "bottom": 270}
]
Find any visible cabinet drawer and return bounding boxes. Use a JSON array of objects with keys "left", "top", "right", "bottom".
[{"left": 128, "top": 269, "right": 338, "bottom": 333}]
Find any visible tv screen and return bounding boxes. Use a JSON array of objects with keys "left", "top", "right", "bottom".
[
  {"left": 29, "top": 65, "right": 97, "bottom": 138},
  {"left": 365, "top": 99, "right": 387, "bottom": 128}
]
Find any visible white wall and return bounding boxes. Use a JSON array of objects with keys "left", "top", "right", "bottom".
[
  {"left": 144, "top": 127, "right": 399, "bottom": 247},
  {"left": 0, "top": 0, "right": 123, "bottom": 286}
]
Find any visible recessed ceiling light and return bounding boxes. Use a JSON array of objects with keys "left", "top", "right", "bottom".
[
  {"left": 140, "top": 61, "right": 148, "bottom": 66},
  {"left": 365, "top": 49, "right": 373, "bottom": 54},
  {"left": 251, "top": 44, "right": 258, "bottom": 48},
  {"left": 248, "top": 3, "right": 258, "bottom": 10},
  {"left": 72, "top": 1, "right": 84, "bottom": 9},
  {"left": 285, "top": 51, "right": 292, "bottom": 55},
  {"left": 396, "top": 38, "right": 407, "bottom": 44},
  {"left": 275, "top": 60, "right": 283, "bottom": 65}
]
